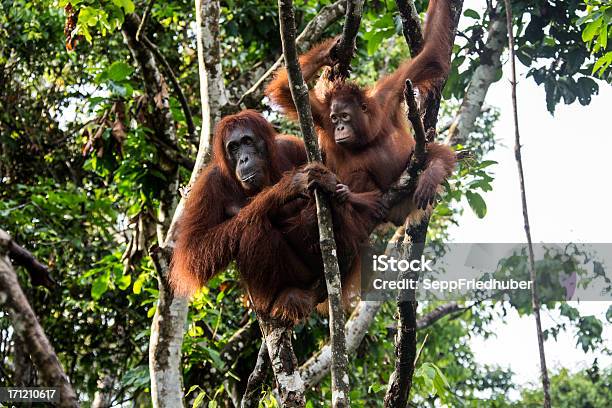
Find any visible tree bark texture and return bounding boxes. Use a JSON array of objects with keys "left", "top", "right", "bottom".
[{"left": 277, "top": 1, "right": 351, "bottom": 406}]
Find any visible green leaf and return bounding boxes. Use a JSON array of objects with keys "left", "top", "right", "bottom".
[
  {"left": 468, "top": 179, "right": 492, "bottom": 192},
  {"left": 78, "top": 7, "right": 98, "bottom": 27},
  {"left": 133, "top": 273, "right": 146, "bottom": 294},
  {"left": 366, "top": 31, "right": 388, "bottom": 55},
  {"left": 78, "top": 24, "right": 93, "bottom": 43},
  {"left": 592, "top": 51, "right": 612, "bottom": 76},
  {"left": 368, "top": 383, "right": 386, "bottom": 393},
  {"left": 117, "top": 274, "right": 131, "bottom": 290},
  {"left": 582, "top": 18, "right": 602, "bottom": 42},
  {"left": 478, "top": 160, "right": 498, "bottom": 169},
  {"left": 111, "top": 0, "right": 135, "bottom": 14},
  {"left": 598, "top": 23, "right": 608, "bottom": 49},
  {"left": 192, "top": 391, "right": 205, "bottom": 408},
  {"left": 107, "top": 61, "right": 133, "bottom": 82},
  {"left": 432, "top": 364, "right": 451, "bottom": 389},
  {"left": 464, "top": 9, "right": 480, "bottom": 20},
  {"left": 516, "top": 48, "right": 533, "bottom": 66},
  {"left": 185, "top": 385, "right": 201, "bottom": 397},
  {"left": 466, "top": 191, "right": 487, "bottom": 218},
  {"left": 91, "top": 270, "right": 110, "bottom": 299},
  {"left": 204, "top": 347, "right": 225, "bottom": 370}
]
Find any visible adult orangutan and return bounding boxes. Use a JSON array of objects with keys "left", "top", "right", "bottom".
[
  {"left": 266, "top": 0, "right": 457, "bottom": 226},
  {"left": 170, "top": 110, "right": 373, "bottom": 323},
  {"left": 169, "top": 109, "right": 307, "bottom": 297}
]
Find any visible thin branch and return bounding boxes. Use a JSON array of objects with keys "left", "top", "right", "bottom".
[
  {"left": 503, "top": 1, "right": 551, "bottom": 407},
  {"left": 136, "top": 0, "right": 156, "bottom": 41},
  {"left": 241, "top": 340, "right": 270, "bottom": 408},
  {"left": 406, "top": 80, "right": 427, "bottom": 165},
  {"left": 140, "top": 35, "right": 197, "bottom": 143},
  {"left": 382, "top": 80, "right": 429, "bottom": 210},
  {"left": 237, "top": 0, "right": 346, "bottom": 106},
  {"left": 395, "top": 0, "right": 424, "bottom": 54},
  {"left": 330, "top": 0, "right": 364, "bottom": 80},
  {"left": 416, "top": 301, "right": 463, "bottom": 328},
  {"left": 277, "top": 1, "right": 350, "bottom": 406},
  {"left": 7, "top": 239, "right": 56, "bottom": 289}
]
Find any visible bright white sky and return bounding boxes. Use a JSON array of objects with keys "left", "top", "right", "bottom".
[{"left": 447, "top": 1, "right": 611, "bottom": 391}]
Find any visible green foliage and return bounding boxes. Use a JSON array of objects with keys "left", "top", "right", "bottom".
[
  {"left": 511, "top": 367, "right": 612, "bottom": 407},
  {"left": 512, "top": 0, "right": 608, "bottom": 112},
  {"left": 578, "top": 0, "right": 612, "bottom": 77},
  {"left": 413, "top": 362, "right": 452, "bottom": 402},
  {"left": 57, "top": 0, "right": 134, "bottom": 42},
  {"left": 1, "top": 0, "right": 608, "bottom": 405},
  {"left": 362, "top": 12, "right": 397, "bottom": 56}
]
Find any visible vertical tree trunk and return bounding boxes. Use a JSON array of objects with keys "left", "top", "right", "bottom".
[
  {"left": 384, "top": 2, "right": 463, "bottom": 405},
  {"left": 276, "top": 1, "right": 351, "bottom": 406},
  {"left": 141, "top": 1, "right": 228, "bottom": 406},
  {"left": 445, "top": 1, "right": 507, "bottom": 145},
  {"left": 148, "top": 248, "right": 188, "bottom": 408},
  {"left": 164, "top": 0, "right": 228, "bottom": 243},
  {"left": 125, "top": 3, "right": 228, "bottom": 403},
  {"left": 383, "top": 219, "right": 429, "bottom": 408},
  {"left": 196, "top": 0, "right": 228, "bottom": 162},
  {"left": 123, "top": 14, "right": 187, "bottom": 408}
]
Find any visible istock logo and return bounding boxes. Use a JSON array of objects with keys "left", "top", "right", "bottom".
[{"left": 372, "top": 255, "right": 433, "bottom": 272}]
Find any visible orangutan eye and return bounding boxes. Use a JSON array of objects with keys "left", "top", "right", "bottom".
[
  {"left": 330, "top": 114, "right": 338, "bottom": 123},
  {"left": 341, "top": 113, "right": 350, "bottom": 121},
  {"left": 227, "top": 142, "right": 238, "bottom": 153},
  {"left": 243, "top": 136, "right": 253, "bottom": 145},
  {"left": 361, "top": 104, "right": 367, "bottom": 112}
]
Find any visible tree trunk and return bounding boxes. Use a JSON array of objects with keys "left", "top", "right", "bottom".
[
  {"left": 138, "top": 1, "right": 229, "bottom": 406},
  {"left": 13, "top": 331, "right": 35, "bottom": 389},
  {"left": 276, "top": 1, "right": 351, "bottom": 406},
  {"left": 0, "top": 230, "right": 79, "bottom": 408},
  {"left": 445, "top": 1, "right": 507, "bottom": 145},
  {"left": 149, "top": 247, "right": 188, "bottom": 408},
  {"left": 259, "top": 318, "right": 306, "bottom": 407},
  {"left": 123, "top": 14, "right": 187, "bottom": 408}
]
